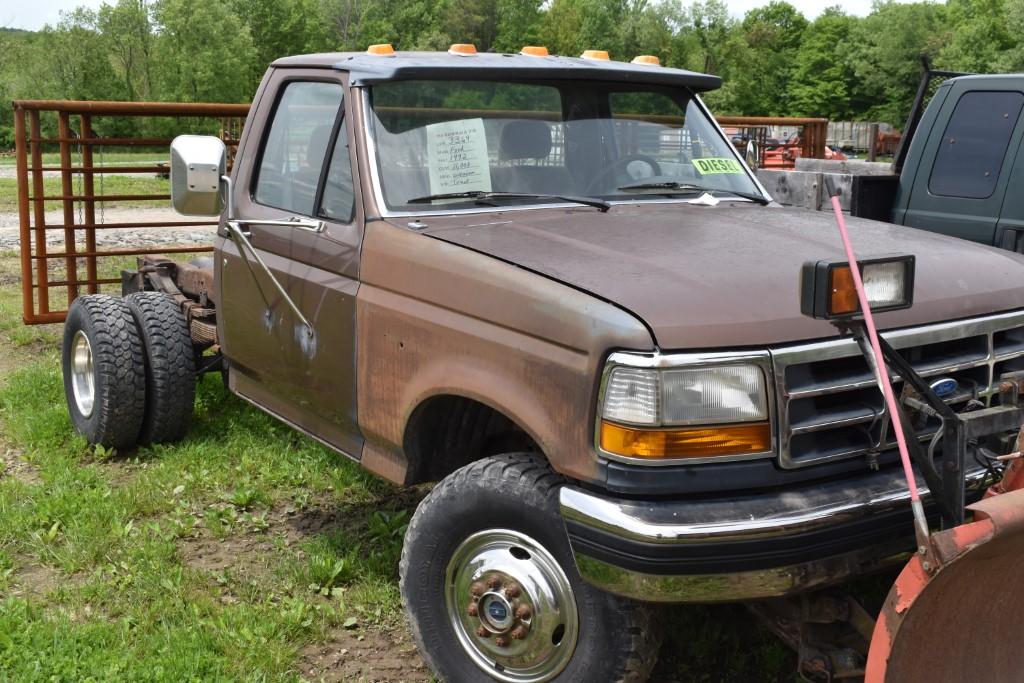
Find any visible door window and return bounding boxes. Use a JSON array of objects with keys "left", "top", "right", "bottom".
[
  {"left": 254, "top": 81, "right": 344, "bottom": 215},
  {"left": 319, "top": 117, "right": 355, "bottom": 222},
  {"left": 929, "top": 90, "right": 1024, "bottom": 199}
]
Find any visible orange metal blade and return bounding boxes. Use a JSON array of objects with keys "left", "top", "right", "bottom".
[{"left": 866, "top": 489, "right": 1024, "bottom": 682}]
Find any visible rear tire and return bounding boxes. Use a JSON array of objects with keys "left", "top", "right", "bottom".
[
  {"left": 61, "top": 295, "right": 146, "bottom": 449},
  {"left": 400, "top": 453, "right": 661, "bottom": 683},
  {"left": 125, "top": 292, "right": 196, "bottom": 444}
]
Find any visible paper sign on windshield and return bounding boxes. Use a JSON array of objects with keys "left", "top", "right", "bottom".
[
  {"left": 694, "top": 157, "right": 743, "bottom": 175},
  {"left": 427, "top": 118, "right": 492, "bottom": 194}
]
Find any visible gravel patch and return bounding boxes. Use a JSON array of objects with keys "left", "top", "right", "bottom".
[
  {"left": 0, "top": 163, "right": 166, "bottom": 180},
  {"left": 0, "top": 207, "right": 216, "bottom": 250}
]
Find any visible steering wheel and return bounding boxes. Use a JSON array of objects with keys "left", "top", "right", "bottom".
[{"left": 585, "top": 154, "right": 662, "bottom": 194}]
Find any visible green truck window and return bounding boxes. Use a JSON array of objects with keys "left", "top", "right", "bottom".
[
  {"left": 254, "top": 81, "right": 344, "bottom": 216},
  {"left": 928, "top": 90, "right": 1024, "bottom": 200}
]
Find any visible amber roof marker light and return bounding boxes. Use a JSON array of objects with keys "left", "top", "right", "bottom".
[
  {"left": 448, "top": 43, "right": 478, "bottom": 56},
  {"left": 520, "top": 46, "right": 550, "bottom": 57},
  {"left": 580, "top": 50, "right": 610, "bottom": 60},
  {"left": 366, "top": 44, "right": 395, "bottom": 57},
  {"left": 631, "top": 55, "right": 661, "bottom": 66}
]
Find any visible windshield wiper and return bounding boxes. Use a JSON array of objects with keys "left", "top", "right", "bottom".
[
  {"left": 616, "top": 181, "right": 771, "bottom": 206},
  {"left": 407, "top": 190, "right": 610, "bottom": 212}
]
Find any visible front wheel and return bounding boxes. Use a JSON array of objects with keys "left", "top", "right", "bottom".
[{"left": 400, "top": 454, "right": 660, "bottom": 683}]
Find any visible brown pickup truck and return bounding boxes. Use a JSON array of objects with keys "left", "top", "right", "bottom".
[{"left": 60, "top": 46, "right": 1024, "bottom": 682}]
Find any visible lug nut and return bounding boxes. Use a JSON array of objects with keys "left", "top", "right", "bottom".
[
  {"left": 511, "top": 624, "right": 530, "bottom": 640},
  {"left": 467, "top": 603, "right": 478, "bottom": 617},
  {"left": 470, "top": 581, "right": 486, "bottom": 597},
  {"left": 494, "top": 635, "right": 510, "bottom": 648},
  {"left": 486, "top": 575, "right": 502, "bottom": 590},
  {"left": 477, "top": 626, "right": 490, "bottom": 638},
  {"left": 515, "top": 605, "right": 532, "bottom": 620},
  {"left": 505, "top": 583, "right": 521, "bottom": 598}
]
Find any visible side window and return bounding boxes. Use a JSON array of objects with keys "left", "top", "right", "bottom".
[
  {"left": 320, "top": 117, "right": 355, "bottom": 222},
  {"left": 254, "top": 81, "right": 344, "bottom": 216},
  {"left": 929, "top": 90, "right": 1024, "bottom": 199}
]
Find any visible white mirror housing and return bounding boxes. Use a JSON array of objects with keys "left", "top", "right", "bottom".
[{"left": 170, "top": 135, "right": 227, "bottom": 216}]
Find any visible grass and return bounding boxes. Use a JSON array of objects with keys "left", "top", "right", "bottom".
[
  {"left": 0, "top": 252, "right": 427, "bottom": 681},
  {"left": 0, "top": 249, "right": 900, "bottom": 681},
  {"left": 0, "top": 175, "right": 170, "bottom": 213}
]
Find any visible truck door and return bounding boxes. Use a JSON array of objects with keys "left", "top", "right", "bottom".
[
  {"left": 899, "top": 86, "right": 1024, "bottom": 245},
  {"left": 994, "top": 121, "right": 1024, "bottom": 251},
  {"left": 217, "top": 70, "right": 363, "bottom": 459}
]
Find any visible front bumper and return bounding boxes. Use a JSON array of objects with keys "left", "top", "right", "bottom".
[{"left": 560, "top": 464, "right": 991, "bottom": 603}]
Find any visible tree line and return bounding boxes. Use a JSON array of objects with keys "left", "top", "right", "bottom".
[{"left": 1, "top": 0, "right": 1022, "bottom": 149}]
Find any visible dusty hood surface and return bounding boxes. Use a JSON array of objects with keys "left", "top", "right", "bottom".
[{"left": 414, "top": 202, "right": 1024, "bottom": 349}]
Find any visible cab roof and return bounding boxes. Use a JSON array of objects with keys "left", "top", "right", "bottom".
[{"left": 270, "top": 51, "right": 723, "bottom": 92}]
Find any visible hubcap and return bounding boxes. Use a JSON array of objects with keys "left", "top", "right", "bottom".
[
  {"left": 444, "top": 529, "right": 579, "bottom": 683},
  {"left": 70, "top": 331, "right": 95, "bottom": 418}
]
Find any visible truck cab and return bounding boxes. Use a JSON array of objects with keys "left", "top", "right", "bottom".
[
  {"left": 893, "top": 74, "right": 1024, "bottom": 249},
  {"left": 59, "top": 47, "right": 1024, "bottom": 682}
]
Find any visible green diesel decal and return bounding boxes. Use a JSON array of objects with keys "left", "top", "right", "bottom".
[{"left": 694, "top": 158, "right": 743, "bottom": 175}]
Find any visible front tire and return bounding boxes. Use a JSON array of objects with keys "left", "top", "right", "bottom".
[
  {"left": 400, "top": 454, "right": 660, "bottom": 683},
  {"left": 61, "top": 295, "right": 146, "bottom": 449}
]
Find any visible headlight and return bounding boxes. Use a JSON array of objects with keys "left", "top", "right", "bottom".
[{"left": 599, "top": 363, "right": 771, "bottom": 460}]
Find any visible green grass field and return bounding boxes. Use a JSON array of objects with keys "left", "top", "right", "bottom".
[
  {"left": 0, "top": 176, "right": 171, "bottom": 213},
  {"left": 0, "top": 250, "right": 829, "bottom": 682}
]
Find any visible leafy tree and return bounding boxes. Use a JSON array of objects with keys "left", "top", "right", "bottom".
[
  {"left": 151, "top": 0, "right": 257, "bottom": 103},
  {"left": 788, "top": 7, "right": 859, "bottom": 120},
  {"left": 937, "top": 0, "right": 1015, "bottom": 72},
  {"left": 735, "top": 1, "right": 807, "bottom": 115},
  {"left": 230, "top": 0, "right": 327, "bottom": 87},
  {"left": 847, "top": 1, "right": 949, "bottom": 125},
  {"left": 96, "top": 0, "right": 155, "bottom": 101},
  {"left": 359, "top": 0, "right": 453, "bottom": 51}
]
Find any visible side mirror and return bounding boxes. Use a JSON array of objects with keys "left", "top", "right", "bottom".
[
  {"left": 745, "top": 140, "right": 758, "bottom": 169},
  {"left": 170, "top": 135, "right": 226, "bottom": 216}
]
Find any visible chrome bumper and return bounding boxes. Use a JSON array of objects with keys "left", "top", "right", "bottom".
[{"left": 559, "top": 466, "right": 990, "bottom": 603}]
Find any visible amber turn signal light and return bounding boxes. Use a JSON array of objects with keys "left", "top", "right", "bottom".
[
  {"left": 580, "top": 49, "right": 610, "bottom": 60},
  {"left": 366, "top": 44, "right": 395, "bottom": 56},
  {"left": 521, "top": 46, "right": 550, "bottom": 57},
  {"left": 800, "top": 255, "right": 915, "bottom": 320},
  {"left": 600, "top": 420, "right": 771, "bottom": 459}
]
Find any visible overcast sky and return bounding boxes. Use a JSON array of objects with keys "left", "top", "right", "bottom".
[{"left": 2, "top": 0, "right": 908, "bottom": 31}]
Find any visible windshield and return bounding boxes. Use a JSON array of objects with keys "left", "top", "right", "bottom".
[{"left": 367, "top": 79, "right": 763, "bottom": 212}]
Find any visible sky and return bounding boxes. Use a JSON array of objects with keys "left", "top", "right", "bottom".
[{"left": 1, "top": 0, "right": 907, "bottom": 31}]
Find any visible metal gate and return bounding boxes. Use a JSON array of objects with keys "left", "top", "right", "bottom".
[{"left": 11, "top": 100, "right": 250, "bottom": 324}]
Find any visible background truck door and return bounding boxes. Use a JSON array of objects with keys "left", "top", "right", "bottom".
[
  {"left": 897, "top": 84, "right": 1024, "bottom": 245},
  {"left": 994, "top": 124, "right": 1024, "bottom": 252},
  {"left": 217, "top": 69, "right": 363, "bottom": 459}
]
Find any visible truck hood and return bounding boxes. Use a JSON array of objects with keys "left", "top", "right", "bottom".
[{"left": 416, "top": 202, "right": 1024, "bottom": 349}]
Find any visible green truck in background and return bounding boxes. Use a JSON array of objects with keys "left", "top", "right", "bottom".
[{"left": 762, "top": 72, "right": 1024, "bottom": 252}]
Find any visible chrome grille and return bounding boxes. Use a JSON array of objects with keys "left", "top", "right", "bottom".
[{"left": 771, "top": 311, "right": 1024, "bottom": 468}]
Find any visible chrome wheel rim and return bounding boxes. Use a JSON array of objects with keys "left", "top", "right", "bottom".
[
  {"left": 444, "top": 529, "right": 579, "bottom": 683},
  {"left": 70, "top": 331, "right": 95, "bottom": 418}
]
